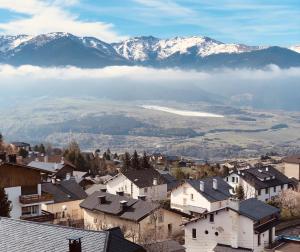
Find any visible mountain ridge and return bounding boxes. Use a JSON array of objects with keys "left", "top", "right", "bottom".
[{"left": 0, "top": 32, "right": 299, "bottom": 69}]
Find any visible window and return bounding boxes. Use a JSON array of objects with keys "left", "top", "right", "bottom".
[
  {"left": 168, "top": 224, "right": 172, "bottom": 237},
  {"left": 236, "top": 177, "right": 239, "bottom": 183},
  {"left": 205, "top": 230, "right": 209, "bottom": 234},
  {"left": 144, "top": 187, "right": 148, "bottom": 193},
  {"left": 281, "top": 185, "right": 284, "bottom": 190},
  {"left": 273, "top": 186, "right": 276, "bottom": 193},
  {"left": 209, "top": 213, "right": 214, "bottom": 223},
  {"left": 158, "top": 212, "right": 164, "bottom": 223},
  {"left": 258, "top": 233, "right": 261, "bottom": 246},
  {"left": 215, "top": 232, "right": 219, "bottom": 236},
  {"left": 21, "top": 205, "right": 39, "bottom": 216},
  {"left": 258, "top": 189, "right": 261, "bottom": 196},
  {"left": 232, "top": 177, "right": 235, "bottom": 183},
  {"left": 226, "top": 177, "right": 228, "bottom": 182},
  {"left": 192, "top": 228, "right": 197, "bottom": 239},
  {"left": 265, "top": 188, "right": 269, "bottom": 194},
  {"left": 190, "top": 194, "right": 194, "bottom": 200}
]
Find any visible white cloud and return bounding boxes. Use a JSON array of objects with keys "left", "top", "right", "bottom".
[{"left": 0, "top": 0, "right": 125, "bottom": 42}]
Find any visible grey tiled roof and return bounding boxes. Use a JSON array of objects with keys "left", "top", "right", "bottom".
[
  {"left": 121, "top": 168, "right": 167, "bottom": 188},
  {"left": 238, "top": 198, "right": 279, "bottom": 221},
  {"left": 42, "top": 180, "right": 87, "bottom": 203},
  {"left": 80, "top": 191, "right": 158, "bottom": 222},
  {"left": 0, "top": 217, "right": 107, "bottom": 252},
  {"left": 213, "top": 244, "right": 252, "bottom": 252},
  {"left": 186, "top": 176, "right": 232, "bottom": 202},
  {"left": 234, "top": 166, "right": 291, "bottom": 189}
]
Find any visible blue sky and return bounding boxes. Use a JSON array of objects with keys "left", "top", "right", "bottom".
[{"left": 0, "top": 0, "right": 299, "bottom": 45}]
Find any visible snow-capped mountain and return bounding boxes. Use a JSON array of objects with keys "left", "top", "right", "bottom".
[
  {"left": 290, "top": 45, "right": 300, "bottom": 53},
  {"left": 0, "top": 32, "right": 299, "bottom": 69},
  {"left": 112, "top": 36, "right": 259, "bottom": 62}
]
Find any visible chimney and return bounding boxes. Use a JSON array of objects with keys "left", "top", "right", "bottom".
[
  {"left": 51, "top": 177, "right": 56, "bottom": 184},
  {"left": 138, "top": 195, "right": 146, "bottom": 201},
  {"left": 8, "top": 154, "right": 17, "bottom": 163},
  {"left": 266, "top": 167, "right": 269, "bottom": 172},
  {"left": 120, "top": 200, "right": 128, "bottom": 212},
  {"left": 66, "top": 173, "right": 71, "bottom": 180},
  {"left": 44, "top": 155, "right": 48, "bottom": 163},
  {"left": 153, "top": 178, "right": 158, "bottom": 186},
  {"left": 68, "top": 237, "right": 82, "bottom": 252},
  {"left": 98, "top": 195, "right": 106, "bottom": 204},
  {"left": 100, "top": 188, "right": 107, "bottom": 192},
  {"left": 212, "top": 178, "right": 218, "bottom": 190},
  {"left": 116, "top": 191, "right": 124, "bottom": 196},
  {"left": 200, "top": 181, "right": 204, "bottom": 192}
]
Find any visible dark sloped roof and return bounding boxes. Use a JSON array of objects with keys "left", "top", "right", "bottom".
[
  {"left": 122, "top": 168, "right": 167, "bottom": 188},
  {"left": 42, "top": 180, "right": 87, "bottom": 203},
  {"left": 213, "top": 244, "right": 253, "bottom": 252},
  {"left": 186, "top": 176, "right": 232, "bottom": 202},
  {"left": 158, "top": 171, "right": 180, "bottom": 191},
  {"left": 234, "top": 166, "right": 291, "bottom": 189},
  {"left": 238, "top": 198, "right": 279, "bottom": 221},
  {"left": 0, "top": 217, "right": 144, "bottom": 252},
  {"left": 80, "top": 191, "right": 159, "bottom": 222},
  {"left": 145, "top": 239, "right": 185, "bottom": 252},
  {"left": 282, "top": 154, "right": 300, "bottom": 164}
]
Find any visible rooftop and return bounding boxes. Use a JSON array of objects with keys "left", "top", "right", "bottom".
[
  {"left": 28, "top": 160, "right": 64, "bottom": 173},
  {"left": 42, "top": 180, "right": 87, "bottom": 203},
  {"left": 213, "top": 244, "right": 252, "bottom": 252},
  {"left": 80, "top": 191, "right": 158, "bottom": 222},
  {"left": 0, "top": 217, "right": 145, "bottom": 252},
  {"left": 233, "top": 166, "right": 291, "bottom": 189},
  {"left": 283, "top": 155, "right": 300, "bottom": 164},
  {"left": 119, "top": 168, "right": 167, "bottom": 188},
  {"left": 185, "top": 176, "right": 232, "bottom": 202}
]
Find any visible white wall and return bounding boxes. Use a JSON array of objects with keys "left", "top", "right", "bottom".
[
  {"left": 184, "top": 208, "right": 274, "bottom": 252},
  {"left": 171, "top": 182, "right": 227, "bottom": 214},
  {"left": 106, "top": 174, "right": 168, "bottom": 201},
  {"left": 5, "top": 186, "right": 22, "bottom": 219}
]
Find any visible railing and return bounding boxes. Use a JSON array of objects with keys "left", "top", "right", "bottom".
[
  {"left": 19, "top": 193, "right": 54, "bottom": 204},
  {"left": 20, "top": 210, "right": 54, "bottom": 223}
]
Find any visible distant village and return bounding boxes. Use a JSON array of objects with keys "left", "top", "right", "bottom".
[{"left": 0, "top": 134, "right": 299, "bottom": 252}]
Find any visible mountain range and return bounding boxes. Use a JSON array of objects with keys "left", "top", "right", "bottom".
[{"left": 0, "top": 32, "right": 299, "bottom": 69}]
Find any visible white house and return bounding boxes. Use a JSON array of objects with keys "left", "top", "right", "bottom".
[
  {"left": 225, "top": 166, "right": 291, "bottom": 202},
  {"left": 282, "top": 155, "right": 300, "bottom": 181},
  {"left": 106, "top": 168, "right": 168, "bottom": 201},
  {"left": 184, "top": 198, "right": 280, "bottom": 252},
  {"left": 0, "top": 162, "right": 54, "bottom": 221},
  {"left": 171, "top": 177, "right": 232, "bottom": 215}
]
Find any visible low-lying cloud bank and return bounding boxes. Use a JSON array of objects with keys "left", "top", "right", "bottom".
[{"left": 1, "top": 64, "right": 300, "bottom": 110}]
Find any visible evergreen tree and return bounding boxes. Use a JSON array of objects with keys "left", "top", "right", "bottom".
[
  {"left": 63, "top": 141, "right": 88, "bottom": 171},
  {"left": 18, "top": 148, "right": 29, "bottom": 158},
  {"left": 0, "top": 187, "right": 11, "bottom": 217},
  {"left": 39, "top": 144, "right": 46, "bottom": 154},
  {"left": 122, "top": 152, "right": 131, "bottom": 171},
  {"left": 131, "top": 150, "right": 140, "bottom": 170},
  {"left": 174, "top": 167, "right": 186, "bottom": 180},
  {"left": 236, "top": 185, "right": 245, "bottom": 200},
  {"left": 113, "top": 153, "right": 119, "bottom": 160},
  {"left": 141, "top": 152, "right": 151, "bottom": 169}
]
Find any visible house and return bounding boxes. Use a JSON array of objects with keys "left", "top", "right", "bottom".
[
  {"left": 282, "top": 154, "right": 300, "bottom": 181},
  {"left": 80, "top": 191, "right": 188, "bottom": 242},
  {"left": 225, "top": 166, "right": 292, "bottom": 201},
  {"left": 171, "top": 177, "right": 232, "bottom": 215},
  {"left": 28, "top": 159, "right": 75, "bottom": 180},
  {"left": 106, "top": 168, "right": 168, "bottom": 201},
  {"left": 184, "top": 198, "right": 280, "bottom": 252},
  {"left": 0, "top": 217, "right": 145, "bottom": 252},
  {"left": 41, "top": 179, "right": 87, "bottom": 226},
  {"left": 10, "top": 141, "right": 31, "bottom": 151},
  {"left": 158, "top": 170, "right": 180, "bottom": 192},
  {"left": 0, "top": 162, "right": 54, "bottom": 221}
]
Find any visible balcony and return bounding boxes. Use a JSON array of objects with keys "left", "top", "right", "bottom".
[
  {"left": 19, "top": 193, "right": 53, "bottom": 205},
  {"left": 20, "top": 210, "right": 54, "bottom": 223}
]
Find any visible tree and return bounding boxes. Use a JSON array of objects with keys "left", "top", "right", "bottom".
[
  {"left": 131, "top": 150, "right": 140, "bottom": 170},
  {"left": 235, "top": 185, "right": 245, "bottom": 200},
  {"left": 63, "top": 141, "right": 88, "bottom": 171},
  {"left": 174, "top": 167, "right": 186, "bottom": 180},
  {"left": 18, "top": 148, "right": 29, "bottom": 158},
  {"left": 141, "top": 152, "right": 151, "bottom": 169},
  {"left": 122, "top": 152, "right": 131, "bottom": 171},
  {"left": 39, "top": 144, "right": 46, "bottom": 154},
  {"left": 276, "top": 188, "right": 300, "bottom": 218},
  {"left": 0, "top": 187, "right": 11, "bottom": 217}
]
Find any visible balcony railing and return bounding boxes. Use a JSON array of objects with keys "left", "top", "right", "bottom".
[
  {"left": 20, "top": 210, "right": 54, "bottom": 223},
  {"left": 19, "top": 193, "right": 54, "bottom": 204}
]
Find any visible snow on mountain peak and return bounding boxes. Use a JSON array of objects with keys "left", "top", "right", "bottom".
[
  {"left": 0, "top": 35, "right": 33, "bottom": 53},
  {"left": 290, "top": 45, "right": 300, "bottom": 53}
]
